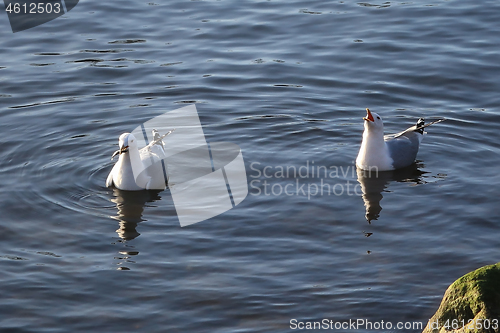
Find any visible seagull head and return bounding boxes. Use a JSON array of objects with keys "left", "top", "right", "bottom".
[
  {"left": 111, "top": 133, "right": 137, "bottom": 159},
  {"left": 363, "top": 108, "right": 384, "bottom": 132}
]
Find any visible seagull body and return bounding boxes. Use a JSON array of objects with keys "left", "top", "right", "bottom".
[
  {"left": 106, "top": 129, "right": 174, "bottom": 191},
  {"left": 356, "top": 109, "right": 443, "bottom": 171}
]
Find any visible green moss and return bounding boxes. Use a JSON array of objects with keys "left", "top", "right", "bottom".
[{"left": 423, "top": 263, "right": 500, "bottom": 333}]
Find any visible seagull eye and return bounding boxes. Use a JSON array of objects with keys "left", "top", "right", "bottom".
[{"left": 376, "top": 116, "right": 380, "bottom": 119}]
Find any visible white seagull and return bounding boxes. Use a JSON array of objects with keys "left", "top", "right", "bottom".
[
  {"left": 106, "top": 129, "right": 174, "bottom": 190},
  {"left": 356, "top": 108, "right": 444, "bottom": 171}
]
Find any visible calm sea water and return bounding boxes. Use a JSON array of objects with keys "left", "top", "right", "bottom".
[{"left": 1, "top": 0, "right": 500, "bottom": 332}]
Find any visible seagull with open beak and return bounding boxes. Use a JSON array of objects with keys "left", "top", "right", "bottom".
[{"left": 356, "top": 108, "right": 444, "bottom": 172}]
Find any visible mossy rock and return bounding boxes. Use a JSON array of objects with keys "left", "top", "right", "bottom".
[{"left": 423, "top": 263, "right": 500, "bottom": 333}]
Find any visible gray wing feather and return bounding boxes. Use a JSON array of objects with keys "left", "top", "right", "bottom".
[
  {"left": 385, "top": 132, "right": 421, "bottom": 169},
  {"left": 385, "top": 118, "right": 445, "bottom": 169},
  {"left": 390, "top": 118, "right": 445, "bottom": 139},
  {"left": 145, "top": 129, "right": 175, "bottom": 150}
]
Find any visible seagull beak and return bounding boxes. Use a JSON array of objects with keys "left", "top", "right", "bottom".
[
  {"left": 363, "top": 108, "right": 375, "bottom": 122},
  {"left": 111, "top": 146, "right": 129, "bottom": 160}
]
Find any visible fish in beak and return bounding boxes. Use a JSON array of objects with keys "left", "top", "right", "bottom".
[{"left": 111, "top": 146, "right": 129, "bottom": 160}]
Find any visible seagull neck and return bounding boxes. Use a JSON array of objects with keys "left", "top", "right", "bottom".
[
  {"left": 128, "top": 145, "right": 141, "bottom": 160},
  {"left": 118, "top": 146, "right": 141, "bottom": 170},
  {"left": 361, "top": 126, "right": 388, "bottom": 160},
  {"left": 357, "top": 122, "right": 394, "bottom": 172},
  {"left": 364, "top": 127, "right": 385, "bottom": 145}
]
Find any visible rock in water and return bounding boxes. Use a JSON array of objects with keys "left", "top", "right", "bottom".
[{"left": 423, "top": 263, "right": 500, "bottom": 333}]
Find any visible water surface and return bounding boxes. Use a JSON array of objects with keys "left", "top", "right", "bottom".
[{"left": 1, "top": 0, "right": 500, "bottom": 332}]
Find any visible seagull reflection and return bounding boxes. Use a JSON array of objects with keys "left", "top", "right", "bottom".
[
  {"left": 110, "top": 188, "right": 162, "bottom": 240},
  {"left": 356, "top": 163, "right": 427, "bottom": 223}
]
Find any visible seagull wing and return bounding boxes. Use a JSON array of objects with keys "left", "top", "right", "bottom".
[
  {"left": 137, "top": 129, "right": 174, "bottom": 190},
  {"left": 388, "top": 118, "right": 445, "bottom": 139},
  {"left": 385, "top": 132, "right": 421, "bottom": 169},
  {"left": 384, "top": 118, "right": 445, "bottom": 169},
  {"left": 144, "top": 129, "right": 175, "bottom": 151}
]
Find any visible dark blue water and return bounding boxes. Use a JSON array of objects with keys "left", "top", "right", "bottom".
[{"left": 1, "top": 1, "right": 500, "bottom": 332}]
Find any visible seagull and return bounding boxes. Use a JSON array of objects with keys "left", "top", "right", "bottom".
[
  {"left": 356, "top": 108, "right": 444, "bottom": 171},
  {"left": 106, "top": 129, "right": 174, "bottom": 190}
]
